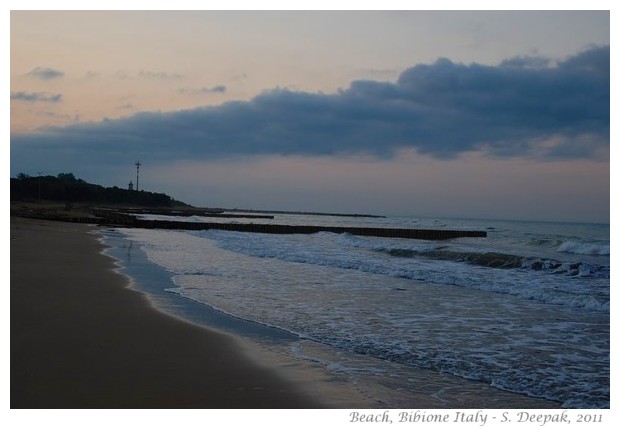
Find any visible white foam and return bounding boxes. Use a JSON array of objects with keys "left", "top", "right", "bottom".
[
  {"left": 195, "top": 229, "right": 609, "bottom": 312},
  {"left": 558, "top": 240, "right": 610, "bottom": 255},
  {"left": 113, "top": 223, "right": 609, "bottom": 408}
]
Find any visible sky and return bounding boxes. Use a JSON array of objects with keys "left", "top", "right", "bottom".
[{"left": 7, "top": 5, "right": 612, "bottom": 223}]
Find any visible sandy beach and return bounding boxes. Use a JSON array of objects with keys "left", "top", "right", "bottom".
[
  {"left": 10, "top": 216, "right": 322, "bottom": 408},
  {"left": 10, "top": 215, "right": 568, "bottom": 410}
]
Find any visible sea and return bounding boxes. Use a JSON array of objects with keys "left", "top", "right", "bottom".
[{"left": 99, "top": 212, "right": 609, "bottom": 409}]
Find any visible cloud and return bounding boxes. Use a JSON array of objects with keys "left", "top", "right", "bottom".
[
  {"left": 11, "top": 46, "right": 609, "bottom": 173},
  {"left": 178, "top": 85, "right": 227, "bottom": 95},
  {"left": 26, "top": 66, "right": 64, "bottom": 80},
  {"left": 138, "top": 70, "right": 184, "bottom": 80},
  {"left": 11, "top": 91, "right": 63, "bottom": 103},
  {"left": 117, "top": 103, "right": 135, "bottom": 110},
  {"left": 352, "top": 68, "right": 399, "bottom": 79},
  {"left": 36, "top": 111, "right": 78, "bottom": 121}
]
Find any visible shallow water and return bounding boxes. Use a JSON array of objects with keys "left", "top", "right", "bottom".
[{"left": 102, "top": 214, "right": 609, "bottom": 408}]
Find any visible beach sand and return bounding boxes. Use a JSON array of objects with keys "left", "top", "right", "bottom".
[
  {"left": 10, "top": 216, "right": 322, "bottom": 408},
  {"left": 10, "top": 215, "right": 562, "bottom": 410}
]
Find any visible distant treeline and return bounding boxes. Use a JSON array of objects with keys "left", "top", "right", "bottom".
[{"left": 11, "top": 173, "right": 190, "bottom": 208}]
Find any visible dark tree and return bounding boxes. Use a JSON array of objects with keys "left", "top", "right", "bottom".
[{"left": 10, "top": 173, "right": 190, "bottom": 208}]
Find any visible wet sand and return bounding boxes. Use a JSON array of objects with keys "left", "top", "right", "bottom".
[{"left": 10, "top": 216, "right": 321, "bottom": 408}]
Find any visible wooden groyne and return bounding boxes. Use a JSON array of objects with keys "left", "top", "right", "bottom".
[{"left": 91, "top": 209, "right": 486, "bottom": 240}]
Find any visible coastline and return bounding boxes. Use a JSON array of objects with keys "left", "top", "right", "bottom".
[
  {"left": 10, "top": 216, "right": 565, "bottom": 410},
  {"left": 10, "top": 216, "right": 322, "bottom": 408}
]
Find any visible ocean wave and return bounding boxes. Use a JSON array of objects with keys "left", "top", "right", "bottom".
[
  {"left": 337, "top": 232, "right": 609, "bottom": 279},
  {"left": 197, "top": 230, "right": 609, "bottom": 312},
  {"left": 380, "top": 247, "right": 608, "bottom": 278},
  {"left": 114, "top": 226, "right": 610, "bottom": 408},
  {"left": 526, "top": 238, "right": 564, "bottom": 248},
  {"left": 558, "top": 240, "right": 610, "bottom": 256}
]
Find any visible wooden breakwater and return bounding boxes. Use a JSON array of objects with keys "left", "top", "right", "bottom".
[{"left": 92, "top": 209, "right": 486, "bottom": 240}]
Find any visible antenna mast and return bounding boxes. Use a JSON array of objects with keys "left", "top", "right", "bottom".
[{"left": 135, "top": 161, "right": 141, "bottom": 191}]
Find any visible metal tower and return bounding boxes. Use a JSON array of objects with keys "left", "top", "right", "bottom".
[{"left": 135, "top": 161, "right": 141, "bottom": 191}]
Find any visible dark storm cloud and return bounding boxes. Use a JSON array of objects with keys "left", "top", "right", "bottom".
[
  {"left": 10, "top": 46, "right": 609, "bottom": 173},
  {"left": 26, "top": 66, "right": 65, "bottom": 80},
  {"left": 11, "top": 91, "right": 62, "bottom": 103}
]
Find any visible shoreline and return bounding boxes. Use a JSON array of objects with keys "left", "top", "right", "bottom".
[
  {"left": 10, "top": 216, "right": 323, "bottom": 408},
  {"left": 10, "top": 216, "right": 563, "bottom": 409},
  {"left": 97, "top": 223, "right": 563, "bottom": 409}
]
